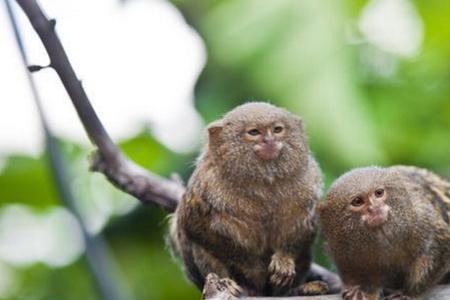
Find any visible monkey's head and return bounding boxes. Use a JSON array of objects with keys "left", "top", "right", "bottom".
[
  {"left": 207, "top": 102, "right": 309, "bottom": 183},
  {"left": 319, "top": 167, "right": 416, "bottom": 248}
]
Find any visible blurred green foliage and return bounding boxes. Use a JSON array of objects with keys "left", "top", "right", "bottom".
[{"left": 1, "top": 0, "right": 450, "bottom": 299}]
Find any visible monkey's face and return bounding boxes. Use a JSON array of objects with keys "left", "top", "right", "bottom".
[
  {"left": 242, "top": 122, "right": 285, "bottom": 161},
  {"left": 207, "top": 102, "right": 308, "bottom": 182},
  {"left": 319, "top": 167, "right": 418, "bottom": 268},
  {"left": 350, "top": 187, "right": 391, "bottom": 228},
  {"left": 320, "top": 167, "right": 412, "bottom": 235}
]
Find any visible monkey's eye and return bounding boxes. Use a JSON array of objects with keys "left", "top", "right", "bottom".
[
  {"left": 273, "top": 126, "right": 284, "bottom": 133},
  {"left": 247, "top": 129, "right": 260, "bottom": 136},
  {"left": 374, "top": 188, "right": 385, "bottom": 198},
  {"left": 351, "top": 197, "right": 364, "bottom": 207}
]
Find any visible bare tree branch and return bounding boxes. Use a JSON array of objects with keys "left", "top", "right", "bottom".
[
  {"left": 202, "top": 273, "right": 450, "bottom": 300},
  {"left": 90, "top": 151, "right": 183, "bottom": 211},
  {"left": 307, "top": 264, "right": 341, "bottom": 294},
  {"left": 15, "top": 0, "right": 184, "bottom": 212}
]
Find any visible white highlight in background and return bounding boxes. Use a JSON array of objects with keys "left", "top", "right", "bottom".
[
  {"left": 359, "top": 0, "right": 423, "bottom": 57},
  {"left": 0, "top": 205, "right": 84, "bottom": 267},
  {"left": 0, "top": 0, "right": 206, "bottom": 157}
]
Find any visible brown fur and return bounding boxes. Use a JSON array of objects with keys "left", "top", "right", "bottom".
[
  {"left": 169, "top": 102, "right": 322, "bottom": 296},
  {"left": 319, "top": 166, "right": 450, "bottom": 299}
]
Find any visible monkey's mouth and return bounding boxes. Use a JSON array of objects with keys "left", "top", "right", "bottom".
[
  {"left": 254, "top": 142, "right": 283, "bottom": 161},
  {"left": 362, "top": 206, "right": 389, "bottom": 228}
]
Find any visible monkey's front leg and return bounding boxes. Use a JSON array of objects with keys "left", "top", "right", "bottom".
[{"left": 268, "top": 252, "right": 296, "bottom": 288}]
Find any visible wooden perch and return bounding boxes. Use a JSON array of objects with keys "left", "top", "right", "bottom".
[
  {"left": 202, "top": 273, "right": 450, "bottom": 300},
  {"left": 89, "top": 151, "right": 183, "bottom": 211},
  {"left": 14, "top": 0, "right": 450, "bottom": 299}
]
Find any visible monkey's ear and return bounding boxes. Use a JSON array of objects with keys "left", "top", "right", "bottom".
[
  {"left": 207, "top": 120, "right": 224, "bottom": 146},
  {"left": 207, "top": 120, "right": 223, "bottom": 136}
]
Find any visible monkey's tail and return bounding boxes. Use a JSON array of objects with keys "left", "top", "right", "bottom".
[
  {"left": 166, "top": 212, "right": 205, "bottom": 290},
  {"left": 166, "top": 213, "right": 182, "bottom": 258}
]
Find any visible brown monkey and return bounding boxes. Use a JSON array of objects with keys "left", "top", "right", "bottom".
[
  {"left": 169, "top": 102, "right": 323, "bottom": 296},
  {"left": 319, "top": 166, "right": 450, "bottom": 300}
]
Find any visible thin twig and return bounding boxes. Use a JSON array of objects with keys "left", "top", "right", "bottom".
[{"left": 15, "top": 0, "right": 184, "bottom": 212}]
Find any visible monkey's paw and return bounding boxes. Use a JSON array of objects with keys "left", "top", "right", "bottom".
[
  {"left": 384, "top": 292, "right": 414, "bottom": 300},
  {"left": 203, "top": 273, "right": 243, "bottom": 299},
  {"left": 268, "top": 253, "right": 296, "bottom": 287},
  {"left": 298, "top": 280, "right": 329, "bottom": 296},
  {"left": 342, "top": 286, "right": 380, "bottom": 300}
]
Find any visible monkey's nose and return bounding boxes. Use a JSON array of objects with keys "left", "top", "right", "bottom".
[
  {"left": 367, "top": 205, "right": 379, "bottom": 213},
  {"left": 364, "top": 205, "right": 389, "bottom": 228},
  {"left": 263, "top": 136, "right": 274, "bottom": 144}
]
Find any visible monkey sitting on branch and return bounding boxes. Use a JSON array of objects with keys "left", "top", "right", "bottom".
[
  {"left": 319, "top": 166, "right": 450, "bottom": 300},
  {"left": 169, "top": 102, "right": 328, "bottom": 296}
]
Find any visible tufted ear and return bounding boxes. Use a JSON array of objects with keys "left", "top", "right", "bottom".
[{"left": 207, "top": 120, "right": 224, "bottom": 147}]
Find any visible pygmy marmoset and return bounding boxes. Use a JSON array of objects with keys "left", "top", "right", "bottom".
[
  {"left": 319, "top": 166, "right": 450, "bottom": 300},
  {"left": 169, "top": 102, "right": 323, "bottom": 296}
]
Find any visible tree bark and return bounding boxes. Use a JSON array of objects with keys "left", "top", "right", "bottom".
[{"left": 202, "top": 273, "right": 450, "bottom": 300}]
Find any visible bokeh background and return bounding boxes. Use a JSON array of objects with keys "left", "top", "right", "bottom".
[{"left": 1, "top": 0, "right": 450, "bottom": 299}]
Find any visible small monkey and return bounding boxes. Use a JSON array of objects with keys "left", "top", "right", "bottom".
[
  {"left": 319, "top": 166, "right": 450, "bottom": 300},
  {"left": 169, "top": 102, "right": 323, "bottom": 296}
]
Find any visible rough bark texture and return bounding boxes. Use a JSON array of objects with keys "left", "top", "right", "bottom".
[{"left": 202, "top": 273, "right": 450, "bottom": 300}]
